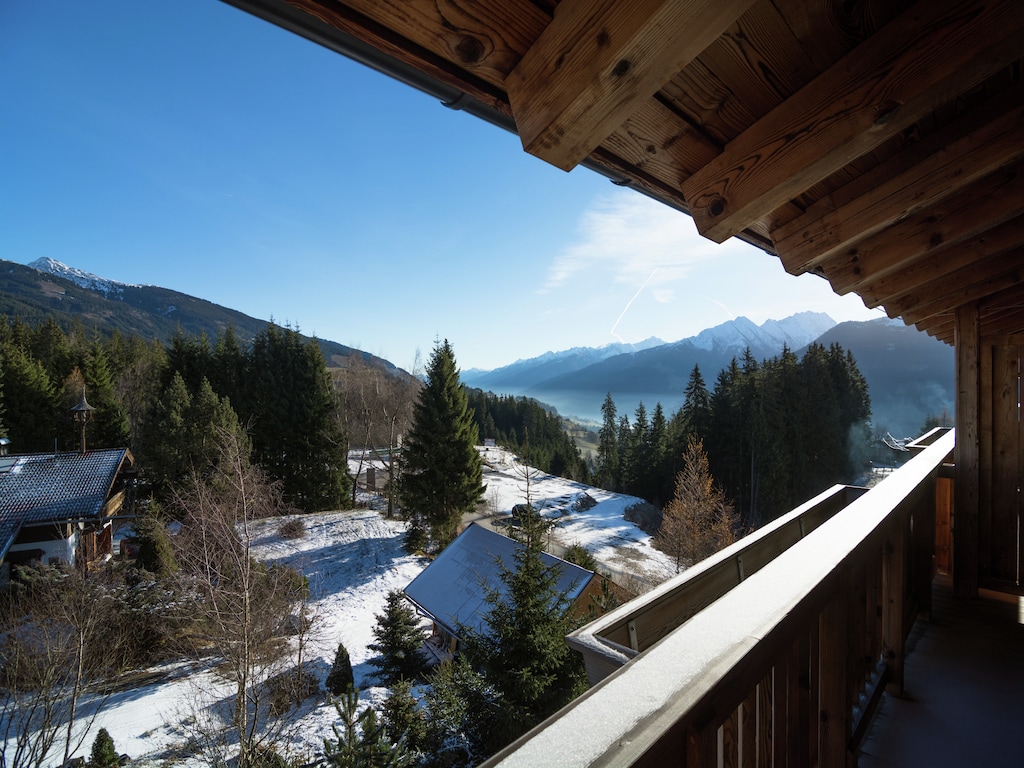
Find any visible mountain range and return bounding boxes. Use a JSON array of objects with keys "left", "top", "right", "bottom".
[
  {"left": 462, "top": 313, "right": 954, "bottom": 437},
  {"left": 0, "top": 258, "right": 402, "bottom": 375},
  {"left": 2, "top": 259, "right": 954, "bottom": 437}
]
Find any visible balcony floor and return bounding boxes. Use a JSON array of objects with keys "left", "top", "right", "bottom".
[{"left": 859, "top": 575, "right": 1024, "bottom": 767}]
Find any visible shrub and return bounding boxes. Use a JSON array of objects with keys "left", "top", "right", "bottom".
[
  {"left": 561, "top": 542, "right": 597, "bottom": 571},
  {"left": 268, "top": 667, "right": 320, "bottom": 715},
  {"left": 325, "top": 642, "right": 354, "bottom": 695},
  {"left": 278, "top": 517, "right": 306, "bottom": 539}
]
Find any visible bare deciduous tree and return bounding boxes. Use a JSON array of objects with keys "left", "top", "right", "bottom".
[
  {"left": 656, "top": 436, "right": 740, "bottom": 573},
  {"left": 171, "top": 429, "right": 313, "bottom": 768},
  {"left": 0, "top": 566, "right": 125, "bottom": 768}
]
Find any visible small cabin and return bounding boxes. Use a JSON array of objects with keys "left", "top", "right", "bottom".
[
  {"left": 404, "top": 522, "right": 602, "bottom": 656},
  {"left": 0, "top": 448, "right": 135, "bottom": 580}
]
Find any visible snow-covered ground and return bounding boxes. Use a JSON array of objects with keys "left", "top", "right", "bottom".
[{"left": 14, "top": 448, "right": 673, "bottom": 766}]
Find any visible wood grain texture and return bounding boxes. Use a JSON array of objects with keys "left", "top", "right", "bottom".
[
  {"left": 773, "top": 100, "right": 1024, "bottom": 275},
  {"left": 681, "top": 0, "right": 1024, "bottom": 242},
  {"left": 507, "top": 0, "right": 757, "bottom": 170}
]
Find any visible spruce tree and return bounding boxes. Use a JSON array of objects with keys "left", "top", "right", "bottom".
[
  {"left": 88, "top": 727, "right": 119, "bottom": 768},
  {"left": 595, "top": 393, "right": 619, "bottom": 490},
  {"left": 400, "top": 339, "right": 485, "bottom": 551},
  {"left": 326, "top": 642, "right": 355, "bottom": 695},
  {"left": 368, "top": 591, "right": 428, "bottom": 685},
  {"left": 461, "top": 506, "right": 587, "bottom": 750}
]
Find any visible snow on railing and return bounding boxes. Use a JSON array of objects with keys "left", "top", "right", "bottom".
[{"left": 483, "top": 429, "right": 955, "bottom": 768}]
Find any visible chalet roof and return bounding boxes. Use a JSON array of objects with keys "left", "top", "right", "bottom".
[
  {"left": 403, "top": 522, "right": 595, "bottom": 640},
  {"left": 0, "top": 448, "right": 133, "bottom": 559},
  {"left": 222, "top": 0, "right": 1024, "bottom": 344}
]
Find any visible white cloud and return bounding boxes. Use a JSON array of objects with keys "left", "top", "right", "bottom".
[{"left": 539, "top": 190, "right": 723, "bottom": 293}]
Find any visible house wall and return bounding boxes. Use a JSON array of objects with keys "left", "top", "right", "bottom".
[{"left": 8, "top": 526, "right": 78, "bottom": 566}]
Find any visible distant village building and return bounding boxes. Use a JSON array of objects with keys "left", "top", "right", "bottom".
[{"left": 404, "top": 522, "right": 601, "bottom": 656}]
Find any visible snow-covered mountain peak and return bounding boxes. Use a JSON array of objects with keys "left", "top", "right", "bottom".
[
  {"left": 688, "top": 312, "right": 835, "bottom": 352},
  {"left": 28, "top": 257, "right": 138, "bottom": 297}
]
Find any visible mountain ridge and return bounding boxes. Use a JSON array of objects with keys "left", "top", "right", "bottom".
[{"left": 1, "top": 258, "right": 403, "bottom": 375}]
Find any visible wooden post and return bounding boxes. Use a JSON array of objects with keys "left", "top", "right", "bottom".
[
  {"left": 881, "top": 521, "right": 907, "bottom": 693},
  {"left": 954, "top": 302, "right": 980, "bottom": 598},
  {"left": 819, "top": 577, "right": 851, "bottom": 767}
]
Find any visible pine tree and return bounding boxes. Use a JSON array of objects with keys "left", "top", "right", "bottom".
[
  {"left": 88, "top": 727, "right": 119, "bottom": 768},
  {"left": 421, "top": 656, "right": 498, "bottom": 767},
  {"left": 83, "top": 342, "right": 130, "bottom": 448},
  {"left": 326, "top": 642, "right": 355, "bottom": 695},
  {"left": 461, "top": 506, "right": 587, "bottom": 750},
  {"left": 594, "top": 393, "right": 619, "bottom": 490},
  {"left": 382, "top": 680, "right": 426, "bottom": 757},
  {"left": 400, "top": 339, "right": 485, "bottom": 551},
  {"left": 0, "top": 345, "right": 58, "bottom": 451},
  {"left": 367, "top": 591, "right": 428, "bottom": 685},
  {"left": 322, "top": 689, "right": 413, "bottom": 767}
]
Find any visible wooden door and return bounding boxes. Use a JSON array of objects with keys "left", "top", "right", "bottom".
[{"left": 980, "top": 338, "right": 1024, "bottom": 592}]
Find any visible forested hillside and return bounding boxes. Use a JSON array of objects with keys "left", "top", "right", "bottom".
[
  {"left": 0, "top": 258, "right": 400, "bottom": 374},
  {"left": 592, "top": 343, "right": 872, "bottom": 527},
  {"left": 0, "top": 317, "right": 355, "bottom": 511},
  {"left": 466, "top": 390, "right": 589, "bottom": 482}
]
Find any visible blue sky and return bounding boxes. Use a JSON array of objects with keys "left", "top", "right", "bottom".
[{"left": 1, "top": 0, "right": 883, "bottom": 372}]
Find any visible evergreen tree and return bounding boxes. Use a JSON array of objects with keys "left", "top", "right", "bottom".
[
  {"left": 421, "top": 656, "right": 498, "bottom": 767},
  {"left": 381, "top": 680, "right": 426, "bottom": 758},
  {"left": 594, "top": 393, "right": 619, "bottom": 491},
  {"left": 321, "top": 689, "right": 413, "bottom": 768},
  {"left": 681, "top": 364, "right": 711, "bottom": 441},
  {"left": 326, "top": 642, "right": 355, "bottom": 695},
  {"left": 461, "top": 506, "right": 587, "bottom": 750},
  {"left": 0, "top": 345, "right": 58, "bottom": 451},
  {"left": 88, "top": 727, "right": 119, "bottom": 768},
  {"left": 83, "top": 342, "right": 130, "bottom": 448},
  {"left": 245, "top": 324, "right": 349, "bottom": 511},
  {"left": 367, "top": 591, "right": 428, "bottom": 685},
  {"left": 400, "top": 339, "right": 485, "bottom": 551}
]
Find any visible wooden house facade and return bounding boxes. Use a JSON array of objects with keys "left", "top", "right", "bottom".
[
  {"left": 0, "top": 448, "right": 135, "bottom": 578},
  {"left": 215, "top": 1, "right": 1023, "bottom": 764}
]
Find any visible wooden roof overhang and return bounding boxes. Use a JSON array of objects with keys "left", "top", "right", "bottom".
[{"left": 222, "top": 0, "right": 1024, "bottom": 345}]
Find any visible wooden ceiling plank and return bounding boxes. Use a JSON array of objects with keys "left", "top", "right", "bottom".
[
  {"left": 506, "top": 0, "right": 758, "bottom": 171},
  {"left": 893, "top": 255, "right": 1024, "bottom": 324},
  {"left": 681, "top": 0, "right": 1024, "bottom": 242},
  {"left": 819, "top": 164, "right": 1024, "bottom": 295},
  {"left": 772, "top": 101, "right": 1024, "bottom": 275},
  {"left": 603, "top": 99, "right": 721, "bottom": 187},
  {"left": 858, "top": 218, "right": 1024, "bottom": 309}
]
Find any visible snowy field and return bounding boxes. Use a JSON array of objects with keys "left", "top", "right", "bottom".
[{"left": 15, "top": 448, "right": 673, "bottom": 766}]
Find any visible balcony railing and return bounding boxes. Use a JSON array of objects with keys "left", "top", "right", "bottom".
[{"left": 484, "top": 428, "right": 955, "bottom": 767}]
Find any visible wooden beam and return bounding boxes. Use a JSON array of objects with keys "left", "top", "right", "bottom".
[
  {"left": 506, "top": 0, "right": 756, "bottom": 171},
  {"left": 681, "top": 0, "right": 1024, "bottom": 242},
  {"left": 819, "top": 164, "right": 1024, "bottom": 295},
  {"left": 894, "top": 255, "right": 1024, "bottom": 325},
  {"left": 772, "top": 100, "right": 1024, "bottom": 275},
  {"left": 858, "top": 218, "right": 1024, "bottom": 309},
  {"left": 955, "top": 303, "right": 981, "bottom": 599}
]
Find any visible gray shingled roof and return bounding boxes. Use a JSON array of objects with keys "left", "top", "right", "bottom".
[
  {"left": 404, "top": 523, "right": 594, "bottom": 640},
  {"left": 0, "top": 449, "right": 130, "bottom": 559}
]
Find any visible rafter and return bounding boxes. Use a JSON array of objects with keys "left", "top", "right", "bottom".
[
  {"left": 506, "top": 0, "right": 755, "bottom": 171},
  {"left": 681, "top": 0, "right": 1024, "bottom": 242},
  {"left": 772, "top": 100, "right": 1024, "bottom": 275},
  {"left": 890, "top": 254, "right": 1024, "bottom": 325},
  {"left": 819, "top": 164, "right": 1024, "bottom": 295},
  {"left": 858, "top": 218, "right": 1024, "bottom": 309}
]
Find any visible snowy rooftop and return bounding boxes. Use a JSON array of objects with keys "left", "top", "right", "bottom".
[{"left": 403, "top": 523, "right": 594, "bottom": 638}]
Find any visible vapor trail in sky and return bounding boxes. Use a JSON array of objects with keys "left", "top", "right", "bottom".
[{"left": 610, "top": 269, "right": 660, "bottom": 344}]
